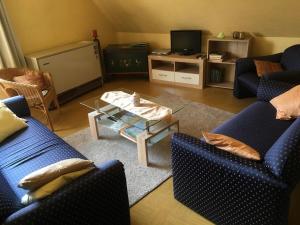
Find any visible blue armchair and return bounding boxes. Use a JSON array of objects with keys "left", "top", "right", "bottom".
[
  {"left": 171, "top": 78, "right": 300, "bottom": 225},
  {"left": 234, "top": 44, "right": 300, "bottom": 98}
]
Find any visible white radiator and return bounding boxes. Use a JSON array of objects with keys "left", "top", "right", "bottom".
[{"left": 25, "top": 41, "right": 102, "bottom": 94}]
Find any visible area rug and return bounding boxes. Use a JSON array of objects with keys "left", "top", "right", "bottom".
[{"left": 63, "top": 92, "right": 234, "bottom": 206}]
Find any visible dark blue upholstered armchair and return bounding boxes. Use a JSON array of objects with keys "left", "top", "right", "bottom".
[
  {"left": 0, "top": 96, "right": 130, "bottom": 225},
  {"left": 171, "top": 78, "right": 300, "bottom": 225},
  {"left": 234, "top": 44, "right": 300, "bottom": 98}
]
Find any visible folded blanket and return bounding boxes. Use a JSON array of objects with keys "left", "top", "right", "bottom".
[{"left": 101, "top": 91, "right": 172, "bottom": 121}]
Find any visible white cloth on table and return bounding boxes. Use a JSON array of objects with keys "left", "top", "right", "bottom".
[{"left": 100, "top": 91, "right": 172, "bottom": 121}]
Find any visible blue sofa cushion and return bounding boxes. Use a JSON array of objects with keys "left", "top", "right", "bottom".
[
  {"left": 213, "top": 101, "right": 293, "bottom": 157},
  {"left": 264, "top": 118, "right": 300, "bottom": 185},
  {"left": 0, "top": 117, "right": 86, "bottom": 218},
  {"left": 281, "top": 45, "right": 300, "bottom": 70},
  {"left": 237, "top": 72, "right": 260, "bottom": 95}
]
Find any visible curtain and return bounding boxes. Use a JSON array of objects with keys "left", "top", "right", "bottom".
[{"left": 0, "top": 0, "right": 26, "bottom": 68}]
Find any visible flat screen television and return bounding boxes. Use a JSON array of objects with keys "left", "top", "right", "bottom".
[{"left": 171, "top": 30, "right": 202, "bottom": 55}]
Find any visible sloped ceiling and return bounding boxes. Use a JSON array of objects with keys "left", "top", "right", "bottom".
[{"left": 93, "top": 0, "right": 300, "bottom": 37}]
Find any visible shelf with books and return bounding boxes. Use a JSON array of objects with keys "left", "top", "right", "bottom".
[
  {"left": 206, "top": 38, "right": 251, "bottom": 89},
  {"left": 205, "top": 60, "right": 236, "bottom": 89},
  {"left": 208, "top": 59, "right": 236, "bottom": 65}
]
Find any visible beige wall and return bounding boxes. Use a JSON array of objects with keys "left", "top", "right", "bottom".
[
  {"left": 117, "top": 32, "right": 300, "bottom": 56},
  {"left": 4, "top": 0, "right": 117, "bottom": 54},
  {"left": 95, "top": 0, "right": 300, "bottom": 56},
  {"left": 252, "top": 37, "right": 300, "bottom": 56},
  {"left": 94, "top": 0, "right": 300, "bottom": 37},
  {"left": 3, "top": 0, "right": 300, "bottom": 56}
]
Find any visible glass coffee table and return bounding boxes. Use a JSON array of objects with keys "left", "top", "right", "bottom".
[{"left": 80, "top": 89, "right": 186, "bottom": 166}]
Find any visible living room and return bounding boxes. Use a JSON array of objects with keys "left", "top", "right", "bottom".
[{"left": 1, "top": 0, "right": 300, "bottom": 225}]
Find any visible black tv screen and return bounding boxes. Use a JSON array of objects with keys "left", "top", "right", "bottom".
[{"left": 171, "top": 30, "right": 202, "bottom": 55}]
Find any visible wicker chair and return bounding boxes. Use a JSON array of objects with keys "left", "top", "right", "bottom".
[{"left": 0, "top": 68, "right": 60, "bottom": 131}]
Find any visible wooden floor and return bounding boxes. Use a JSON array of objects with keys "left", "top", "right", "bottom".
[{"left": 8, "top": 78, "right": 300, "bottom": 224}]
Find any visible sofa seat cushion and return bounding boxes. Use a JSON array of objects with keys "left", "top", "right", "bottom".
[
  {"left": 0, "top": 172, "right": 21, "bottom": 223},
  {"left": 237, "top": 72, "right": 260, "bottom": 95},
  {"left": 213, "top": 101, "right": 293, "bottom": 157},
  {"left": 0, "top": 117, "right": 86, "bottom": 217}
]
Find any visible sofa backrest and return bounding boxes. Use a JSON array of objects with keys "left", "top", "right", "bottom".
[
  {"left": 264, "top": 117, "right": 300, "bottom": 186},
  {"left": 257, "top": 78, "right": 295, "bottom": 102},
  {"left": 281, "top": 45, "right": 300, "bottom": 70}
]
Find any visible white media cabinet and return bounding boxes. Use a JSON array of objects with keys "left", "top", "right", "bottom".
[{"left": 148, "top": 54, "right": 206, "bottom": 89}]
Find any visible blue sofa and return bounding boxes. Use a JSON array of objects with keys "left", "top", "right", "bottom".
[
  {"left": 171, "top": 78, "right": 300, "bottom": 225},
  {"left": 0, "top": 96, "right": 130, "bottom": 225},
  {"left": 234, "top": 44, "right": 300, "bottom": 98}
]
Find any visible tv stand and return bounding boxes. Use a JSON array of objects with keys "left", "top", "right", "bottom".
[
  {"left": 180, "top": 53, "right": 193, "bottom": 56},
  {"left": 174, "top": 50, "right": 195, "bottom": 56},
  {"left": 148, "top": 54, "right": 206, "bottom": 89}
]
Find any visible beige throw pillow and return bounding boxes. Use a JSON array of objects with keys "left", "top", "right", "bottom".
[
  {"left": 21, "top": 167, "right": 95, "bottom": 205},
  {"left": 19, "top": 158, "right": 95, "bottom": 190},
  {"left": 0, "top": 102, "right": 28, "bottom": 143},
  {"left": 254, "top": 60, "right": 283, "bottom": 77},
  {"left": 270, "top": 85, "right": 300, "bottom": 120},
  {"left": 202, "top": 132, "right": 261, "bottom": 160}
]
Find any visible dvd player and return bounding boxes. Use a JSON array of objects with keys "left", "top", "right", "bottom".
[{"left": 151, "top": 49, "right": 171, "bottom": 55}]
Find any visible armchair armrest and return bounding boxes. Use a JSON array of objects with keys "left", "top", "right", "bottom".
[
  {"left": 171, "top": 133, "right": 289, "bottom": 225},
  {"left": 1, "top": 96, "right": 31, "bottom": 118},
  {"left": 236, "top": 53, "right": 283, "bottom": 77},
  {"left": 4, "top": 160, "right": 130, "bottom": 225},
  {"left": 265, "top": 118, "right": 300, "bottom": 186}
]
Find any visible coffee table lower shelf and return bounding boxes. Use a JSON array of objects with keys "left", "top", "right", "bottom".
[{"left": 88, "top": 110, "right": 179, "bottom": 166}]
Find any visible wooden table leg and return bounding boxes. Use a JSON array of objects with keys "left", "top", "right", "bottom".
[
  {"left": 88, "top": 111, "right": 101, "bottom": 139},
  {"left": 137, "top": 131, "right": 149, "bottom": 167},
  {"left": 136, "top": 118, "right": 180, "bottom": 167}
]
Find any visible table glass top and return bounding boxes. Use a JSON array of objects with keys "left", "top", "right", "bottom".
[{"left": 80, "top": 89, "right": 186, "bottom": 131}]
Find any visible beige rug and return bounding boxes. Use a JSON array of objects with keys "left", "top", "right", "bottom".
[{"left": 63, "top": 93, "right": 234, "bottom": 206}]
